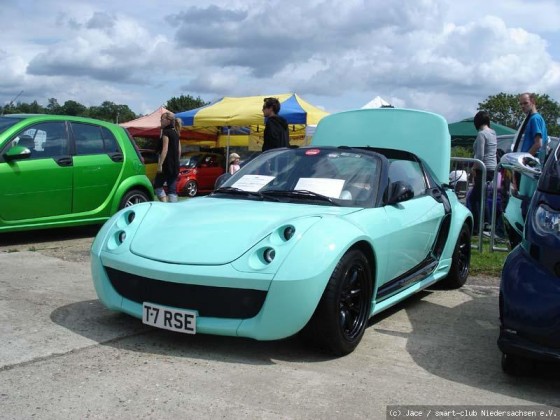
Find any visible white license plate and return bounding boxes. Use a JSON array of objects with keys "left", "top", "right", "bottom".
[{"left": 142, "top": 302, "right": 196, "bottom": 334}]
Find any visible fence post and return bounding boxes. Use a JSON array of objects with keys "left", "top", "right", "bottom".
[{"left": 450, "top": 157, "right": 486, "bottom": 252}]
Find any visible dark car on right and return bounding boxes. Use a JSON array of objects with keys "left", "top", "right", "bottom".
[{"left": 499, "top": 141, "right": 560, "bottom": 374}]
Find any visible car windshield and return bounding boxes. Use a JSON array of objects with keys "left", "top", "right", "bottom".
[
  {"left": 0, "top": 116, "right": 24, "bottom": 135},
  {"left": 215, "top": 147, "right": 381, "bottom": 207},
  {"left": 180, "top": 153, "right": 202, "bottom": 169},
  {"left": 538, "top": 144, "right": 560, "bottom": 194}
]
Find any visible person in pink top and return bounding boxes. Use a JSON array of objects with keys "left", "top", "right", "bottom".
[{"left": 229, "top": 153, "right": 241, "bottom": 174}]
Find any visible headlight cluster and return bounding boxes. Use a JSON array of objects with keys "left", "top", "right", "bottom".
[
  {"left": 256, "top": 224, "right": 296, "bottom": 265},
  {"left": 231, "top": 217, "right": 321, "bottom": 273},
  {"left": 107, "top": 209, "right": 139, "bottom": 251},
  {"left": 533, "top": 204, "right": 560, "bottom": 236}
]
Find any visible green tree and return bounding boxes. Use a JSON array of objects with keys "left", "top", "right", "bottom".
[
  {"left": 478, "top": 92, "right": 560, "bottom": 136},
  {"left": 46, "top": 98, "right": 61, "bottom": 114},
  {"left": 165, "top": 94, "right": 208, "bottom": 113},
  {"left": 60, "top": 100, "right": 87, "bottom": 116},
  {"left": 89, "top": 101, "right": 136, "bottom": 123},
  {"left": 16, "top": 100, "right": 46, "bottom": 114}
]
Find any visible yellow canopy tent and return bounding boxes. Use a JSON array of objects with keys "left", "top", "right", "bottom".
[{"left": 176, "top": 93, "right": 329, "bottom": 150}]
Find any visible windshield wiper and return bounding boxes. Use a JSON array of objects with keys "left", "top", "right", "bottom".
[
  {"left": 260, "top": 189, "right": 340, "bottom": 206},
  {"left": 213, "top": 187, "right": 264, "bottom": 199}
]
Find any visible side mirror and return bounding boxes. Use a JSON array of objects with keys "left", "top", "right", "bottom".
[
  {"left": 500, "top": 152, "right": 542, "bottom": 180},
  {"left": 386, "top": 180, "right": 414, "bottom": 205},
  {"left": 215, "top": 173, "right": 231, "bottom": 189},
  {"left": 4, "top": 145, "right": 32, "bottom": 162}
]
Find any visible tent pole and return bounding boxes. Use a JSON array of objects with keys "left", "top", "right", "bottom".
[{"left": 225, "top": 126, "right": 231, "bottom": 174}]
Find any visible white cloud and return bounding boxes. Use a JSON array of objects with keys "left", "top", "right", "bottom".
[{"left": 1, "top": 0, "right": 560, "bottom": 124}]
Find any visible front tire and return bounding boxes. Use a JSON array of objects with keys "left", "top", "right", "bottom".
[
  {"left": 183, "top": 180, "right": 198, "bottom": 197},
  {"left": 440, "top": 223, "right": 470, "bottom": 289},
  {"left": 118, "top": 189, "right": 150, "bottom": 210},
  {"left": 305, "top": 249, "right": 373, "bottom": 356}
]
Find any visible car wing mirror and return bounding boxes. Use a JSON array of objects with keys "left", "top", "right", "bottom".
[
  {"left": 386, "top": 180, "right": 414, "bottom": 205},
  {"left": 500, "top": 152, "right": 542, "bottom": 180},
  {"left": 215, "top": 173, "right": 231, "bottom": 189},
  {"left": 3, "top": 145, "right": 32, "bottom": 162}
]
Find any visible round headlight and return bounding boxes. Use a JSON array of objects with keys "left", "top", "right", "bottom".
[
  {"left": 126, "top": 211, "right": 135, "bottom": 224},
  {"left": 117, "top": 231, "right": 127, "bottom": 244},
  {"left": 263, "top": 248, "right": 276, "bottom": 263},
  {"left": 283, "top": 226, "right": 295, "bottom": 241}
]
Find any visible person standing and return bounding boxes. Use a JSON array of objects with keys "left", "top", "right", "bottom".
[
  {"left": 469, "top": 110, "right": 497, "bottom": 235},
  {"left": 228, "top": 152, "right": 241, "bottom": 174},
  {"left": 154, "top": 111, "right": 182, "bottom": 202},
  {"left": 518, "top": 92, "right": 548, "bottom": 161},
  {"left": 262, "top": 97, "right": 289, "bottom": 151}
]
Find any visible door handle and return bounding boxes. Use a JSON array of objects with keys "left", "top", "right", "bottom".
[
  {"left": 109, "top": 153, "right": 124, "bottom": 162},
  {"left": 55, "top": 156, "right": 73, "bottom": 167}
]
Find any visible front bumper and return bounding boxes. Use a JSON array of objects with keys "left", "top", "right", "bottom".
[
  {"left": 91, "top": 251, "right": 330, "bottom": 341},
  {"left": 498, "top": 245, "right": 560, "bottom": 361}
]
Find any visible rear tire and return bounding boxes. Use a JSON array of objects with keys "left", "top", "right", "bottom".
[
  {"left": 440, "top": 223, "right": 470, "bottom": 289},
  {"left": 304, "top": 249, "right": 373, "bottom": 356},
  {"left": 118, "top": 189, "right": 150, "bottom": 210},
  {"left": 501, "top": 353, "right": 532, "bottom": 376}
]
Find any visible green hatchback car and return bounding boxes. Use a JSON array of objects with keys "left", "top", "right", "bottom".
[{"left": 0, "top": 114, "right": 154, "bottom": 232}]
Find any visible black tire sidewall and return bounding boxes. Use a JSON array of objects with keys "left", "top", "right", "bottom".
[
  {"left": 118, "top": 189, "right": 149, "bottom": 210},
  {"left": 315, "top": 249, "right": 373, "bottom": 356}
]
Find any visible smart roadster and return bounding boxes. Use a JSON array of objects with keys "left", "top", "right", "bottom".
[{"left": 91, "top": 108, "right": 472, "bottom": 356}]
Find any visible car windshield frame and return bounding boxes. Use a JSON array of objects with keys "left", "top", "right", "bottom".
[
  {"left": 538, "top": 144, "right": 560, "bottom": 194},
  {"left": 213, "top": 147, "right": 384, "bottom": 208}
]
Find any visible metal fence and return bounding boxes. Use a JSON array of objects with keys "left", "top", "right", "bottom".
[{"left": 450, "top": 157, "right": 509, "bottom": 253}]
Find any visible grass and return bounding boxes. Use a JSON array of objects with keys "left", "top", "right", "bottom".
[{"left": 469, "top": 236, "right": 509, "bottom": 278}]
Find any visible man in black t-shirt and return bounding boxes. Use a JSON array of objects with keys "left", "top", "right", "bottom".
[{"left": 262, "top": 97, "right": 289, "bottom": 151}]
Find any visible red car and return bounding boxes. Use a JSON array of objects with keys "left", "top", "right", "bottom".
[{"left": 176, "top": 152, "right": 225, "bottom": 197}]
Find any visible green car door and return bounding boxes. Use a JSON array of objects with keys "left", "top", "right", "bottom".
[
  {"left": 0, "top": 122, "right": 73, "bottom": 222},
  {"left": 70, "top": 122, "right": 123, "bottom": 214}
]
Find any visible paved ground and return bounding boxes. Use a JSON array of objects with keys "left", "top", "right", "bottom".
[{"left": 1, "top": 226, "right": 559, "bottom": 419}]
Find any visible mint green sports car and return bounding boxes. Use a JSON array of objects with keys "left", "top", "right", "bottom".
[
  {"left": 0, "top": 114, "right": 154, "bottom": 232},
  {"left": 91, "top": 108, "right": 472, "bottom": 356}
]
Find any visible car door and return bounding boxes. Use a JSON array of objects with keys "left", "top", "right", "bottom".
[
  {"left": 382, "top": 159, "right": 445, "bottom": 282},
  {"left": 0, "top": 122, "right": 73, "bottom": 221},
  {"left": 70, "top": 122, "right": 123, "bottom": 214},
  {"left": 196, "top": 154, "right": 222, "bottom": 190}
]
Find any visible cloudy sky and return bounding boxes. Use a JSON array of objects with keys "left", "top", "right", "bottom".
[{"left": 2, "top": 0, "right": 560, "bottom": 123}]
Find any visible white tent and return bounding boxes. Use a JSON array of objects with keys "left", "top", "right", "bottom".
[{"left": 361, "top": 96, "right": 391, "bottom": 109}]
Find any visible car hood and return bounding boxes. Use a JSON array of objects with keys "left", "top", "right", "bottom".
[{"left": 129, "top": 198, "right": 359, "bottom": 265}]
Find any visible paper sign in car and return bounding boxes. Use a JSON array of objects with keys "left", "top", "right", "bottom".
[
  {"left": 232, "top": 175, "right": 275, "bottom": 192},
  {"left": 294, "top": 178, "right": 345, "bottom": 198}
]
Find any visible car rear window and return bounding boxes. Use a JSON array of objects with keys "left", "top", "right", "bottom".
[{"left": 0, "top": 116, "right": 24, "bottom": 135}]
